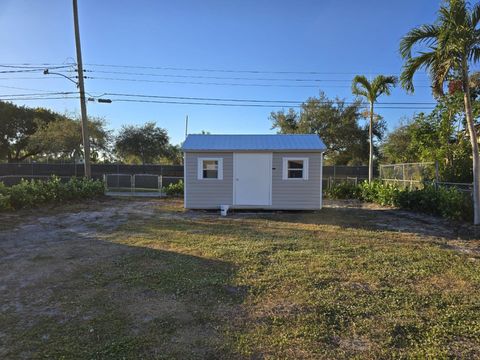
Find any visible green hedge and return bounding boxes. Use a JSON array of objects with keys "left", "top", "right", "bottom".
[
  {"left": 324, "top": 182, "right": 360, "bottom": 199},
  {"left": 0, "top": 176, "right": 105, "bottom": 211},
  {"left": 326, "top": 180, "right": 473, "bottom": 222},
  {"left": 163, "top": 180, "right": 184, "bottom": 196}
]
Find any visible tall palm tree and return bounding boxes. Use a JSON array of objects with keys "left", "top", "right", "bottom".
[
  {"left": 352, "top": 75, "right": 397, "bottom": 182},
  {"left": 400, "top": 0, "right": 480, "bottom": 225}
]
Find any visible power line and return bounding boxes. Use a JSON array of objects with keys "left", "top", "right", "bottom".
[
  {"left": 0, "top": 74, "right": 434, "bottom": 88},
  {"left": 0, "top": 85, "right": 59, "bottom": 92},
  {"left": 0, "top": 63, "right": 72, "bottom": 69},
  {"left": 0, "top": 95, "right": 435, "bottom": 109},
  {"left": 0, "top": 76, "right": 74, "bottom": 80},
  {"left": 0, "top": 69, "right": 47, "bottom": 74},
  {"left": 0, "top": 62, "right": 409, "bottom": 76},
  {"left": 81, "top": 69, "right": 433, "bottom": 84},
  {"left": 85, "top": 62, "right": 419, "bottom": 76},
  {"left": 0, "top": 92, "right": 76, "bottom": 97},
  {"left": 104, "top": 92, "right": 437, "bottom": 105},
  {"left": 87, "top": 76, "right": 434, "bottom": 88},
  {"left": 0, "top": 64, "right": 72, "bottom": 70},
  {"left": 109, "top": 97, "right": 436, "bottom": 110},
  {"left": 0, "top": 89, "right": 437, "bottom": 108},
  {"left": 0, "top": 96, "right": 79, "bottom": 101}
]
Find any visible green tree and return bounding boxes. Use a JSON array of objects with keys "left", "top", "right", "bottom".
[
  {"left": 352, "top": 75, "right": 397, "bottom": 182},
  {"left": 270, "top": 92, "right": 386, "bottom": 165},
  {"left": 400, "top": 0, "right": 480, "bottom": 224},
  {"left": 28, "top": 117, "right": 111, "bottom": 162},
  {"left": 115, "top": 122, "right": 169, "bottom": 165},
  {"left": 381, "top": 120, "right": 419, "bottom": 164},
  {"left": 163, "top": 144, "right": 183, "bottom": 165},
  {"left": 381, "top": 98, "right": 472, "bottom": 182},
  {"left": 0, "top": 101, "right": 60, "bottom": 162}
]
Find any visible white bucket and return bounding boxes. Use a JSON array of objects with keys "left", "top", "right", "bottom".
[{"left": 220, "top": 205, "right": 230, "bottom": 216}]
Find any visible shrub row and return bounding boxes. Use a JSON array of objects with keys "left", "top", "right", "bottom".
[
  {"left": 0, "top": 176, "right": 105, "bottom": 210},
  {"left": 325, "top": 180, "right": 473, "bottom": 222},
  {"left": 163, "top": 180, "right": 184, "bottom": 196}
]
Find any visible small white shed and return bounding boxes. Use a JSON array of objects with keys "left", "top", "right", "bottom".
[{"left": 182, "top": 134, "right": 327, "bottom": 210}]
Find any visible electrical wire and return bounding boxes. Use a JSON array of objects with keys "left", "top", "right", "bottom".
[
  {"left": 109, "top": 97, "right": 435, "bottom": 109},
  {"left": 84, "top": 62, "right": 417, "bottom": 76},
  {"left": 79, "top": 69, "right": 432, "bottom": 84},
  {"left": 103, "top": 92, "right": 437, "bottom": 105},
  {"left": 0, "top": 92, "right": 77, "bottom": 97},
  {"left": 0, "top": 85, "right": 62, "bottom": 93},
  {"left": 87, "top": 76, "right": 433, "bottom": 88},
  {"left": 0, "top": 96, "right": 79, "bottom": 101}
]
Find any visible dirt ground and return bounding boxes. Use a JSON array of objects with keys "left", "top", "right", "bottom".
[{"left": 0, "top": 197, "right": 478, "bottom": 358}]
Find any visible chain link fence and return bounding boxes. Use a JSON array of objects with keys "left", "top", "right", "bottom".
[
  {"left": 379, "top": 161, "right": 473, "bottom": 193},
  {"left": 103, "top": 173, "right": 183, "bottom": 195}
]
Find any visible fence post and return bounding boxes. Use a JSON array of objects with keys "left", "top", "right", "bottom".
[
  {"left": 333, "top": 165, "right": 336, "bottom": 181},
  {"left": 159, "top": 175, "right": 163, "bottom": 195},
  {"left": 131, "top": 174, "right": 134, "bottom": 193}
]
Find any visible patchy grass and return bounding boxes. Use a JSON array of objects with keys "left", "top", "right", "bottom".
[{"left": 1, "top": 199, "right": 480, "bottom": 359}]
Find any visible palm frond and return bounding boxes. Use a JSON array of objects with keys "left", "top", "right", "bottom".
[
  {"left": 371, "top": 75, "right": 398, "bottom": 97},
  {"left": 430, "top": 56, "right": 453, "bottom": 97},
  {"left": 400, "top": 51, "right": 436, "bottom": 93},
  {"left": 470, "top": 1, "right": 480, "bottom": 27},
  {"left": 351, "top": 75, "right": 371, "bottom": 100},
  {"left": 399, "top": 24, "right": 439, "bottom": 58},
  {"left": 469, "top": 45, "right": 480, "bottom": 62}
]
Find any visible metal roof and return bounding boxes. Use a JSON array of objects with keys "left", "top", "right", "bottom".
[{"left": 182, "top": 134, "right": 327, "bottom": 152}]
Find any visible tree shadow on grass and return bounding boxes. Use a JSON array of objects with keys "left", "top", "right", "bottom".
[{"left": 0, "top": 231, "right": 244, "bottom": 359}]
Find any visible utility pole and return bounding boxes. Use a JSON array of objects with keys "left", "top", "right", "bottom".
[
  {"left": 185, "top": 115, "right": 189, "bottom": 140},
  {"left": 72, "top": 0, "right": 91, "bottom": 178}
]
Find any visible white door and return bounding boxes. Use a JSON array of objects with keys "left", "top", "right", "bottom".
[{"left": 234, "top": 153, "right": 272, "bottom": 205}]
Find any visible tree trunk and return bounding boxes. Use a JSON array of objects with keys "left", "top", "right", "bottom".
[
  {"left": 368, "top": 102, "right": 374, "bottom": 183},
  {"left": 462, "top": 67, "right": 480, "bottom": 225}
]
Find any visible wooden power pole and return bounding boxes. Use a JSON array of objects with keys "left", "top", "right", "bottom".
[{"left": 72, "top": 0, "right": 91, "bottom": 178}]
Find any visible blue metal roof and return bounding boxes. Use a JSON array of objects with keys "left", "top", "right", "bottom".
[{"left": 182, "top": 134, "right": 327, "bottom": 152}]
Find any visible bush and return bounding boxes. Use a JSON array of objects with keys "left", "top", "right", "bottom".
[
  {"left": 395, "top": 185, "right": 473, "bottom": 222},
  {"left": 325, "top": 182, "right": 360, "bottom": 199},
  {"left": 324, "top": 180, "right": 473, "bottom": 222},
  {"left": 0, "top": 176, "right": 104, "bottom": 210},
  {"left": 0, "top": 193, "right": 11, "bottom": 211},
  {"left": 163, "top": 180, "right": 184, "bottom": 196},
  {"left": 357, "top": 181, "right": 472, "bottom": 222},
  {"left": 359, "top": 181, "right": 401, "bottom": 206}
]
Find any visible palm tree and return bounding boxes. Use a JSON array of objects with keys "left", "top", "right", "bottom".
[
  {"left": 399, "top": 0, "right": 480, "bottom": 225},
  {"left": 352, "top": 75, "right": 397, "bottom": 182}
]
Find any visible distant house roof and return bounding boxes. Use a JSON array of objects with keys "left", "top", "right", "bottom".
[{"left": 182, "top": 134, "right": 327, "bottom": 152}]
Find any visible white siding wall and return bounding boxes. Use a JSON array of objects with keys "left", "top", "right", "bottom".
[
  {"left": 271, "top": 152, "right": 321, "bottom": 209},
  {"left": 184, "top": 151, "right": 322, "bottom": 210},
  {"left": 184, "top": 152, "right": 233, "bottom": 209}
]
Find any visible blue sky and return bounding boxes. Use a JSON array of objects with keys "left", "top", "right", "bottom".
[{"left": 0, "top": 0, "right": 441, "bottom": 145}]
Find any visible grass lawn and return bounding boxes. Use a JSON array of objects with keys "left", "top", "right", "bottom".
[{"left": 1, "top": 198, "right": 480, "bottom": 359}]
